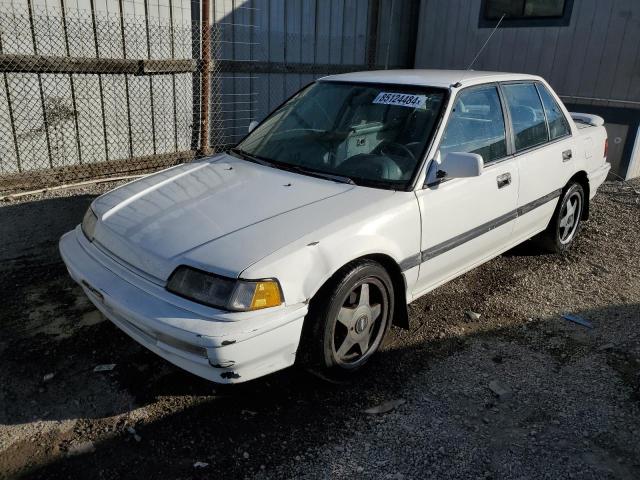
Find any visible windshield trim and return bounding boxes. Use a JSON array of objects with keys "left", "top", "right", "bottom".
[
  {"left": 230, "top": 148, "right": 356, "bottom": 185},
  {"left": 234, "top": 80, "right": 449, "bottom": 192}
]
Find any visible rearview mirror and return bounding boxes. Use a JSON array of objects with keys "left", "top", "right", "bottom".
[
  {"left": 247, "top": 120, "right": 259, "bottom": 133},
  {"left": 438, "top": 152, "right": 483, "bottom": 179}
]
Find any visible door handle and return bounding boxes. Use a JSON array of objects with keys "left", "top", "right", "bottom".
[
  {"left": 562, "top": 149, "right": 572, "bottom": 162},
  {"left": 497, "top": 172, "right": 511, "bottom": 189}
]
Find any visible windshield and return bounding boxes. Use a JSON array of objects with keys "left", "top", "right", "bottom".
[{"left": 236, "top": 81, "right": 447, "bottom": 189}]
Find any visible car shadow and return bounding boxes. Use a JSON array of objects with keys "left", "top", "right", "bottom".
[
  {"left": 502, "top": 238, "right": 550, "bottom": 257},
  {"left": 0, "top": 192, "right": 577, "bottom": 429},
  {"left": 2, "top": 192, "right": 636, "bottom": 479},
  {"left": 11, "top": 301, "right": 640, "bottom": 480},
  {"left": 0, "top": 194, "right": 95, "bottom": 259}
]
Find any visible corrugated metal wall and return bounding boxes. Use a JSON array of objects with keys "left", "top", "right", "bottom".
[
  {"left": 251, "top": 0, "right": 370, "bottom": 117},
  {"left": 414, "top": 0, "right": 640, "bottom": 109},
  {"left": 414, "top": 0, "right": 640, "bottom": 177},
  {"left": 216, "top": 0, "right": 419, "bottom": 142}
]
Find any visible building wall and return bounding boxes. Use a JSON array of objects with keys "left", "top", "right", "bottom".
[
  {"left": 414, "top": 0, "right": 640, "bottom": 178},
  {"left": 217, "top": 0, "right": 419, "bottom": 143}
]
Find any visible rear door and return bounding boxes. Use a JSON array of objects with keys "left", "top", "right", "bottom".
[
  {"left": 501, "top": 82, "right": 575, "bottom": 240},
  {"left": 413, "top": 84, "right": 519, "bottom": 295}
]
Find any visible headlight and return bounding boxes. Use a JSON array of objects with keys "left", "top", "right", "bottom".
[
  {"left": 166, "top": 266, "right": 283, "bottom": 311},
  {"left": 81, "top": 207, "right": 98, "bottom": 242}
]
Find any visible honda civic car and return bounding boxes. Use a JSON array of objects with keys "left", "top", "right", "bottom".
[{"left": 60, "top": 69, "right": 610, "bottom": 383}]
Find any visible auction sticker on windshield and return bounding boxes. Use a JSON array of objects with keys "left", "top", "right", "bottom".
[{"left": 373, "top": 92, "right": 427, "bottom": 109}]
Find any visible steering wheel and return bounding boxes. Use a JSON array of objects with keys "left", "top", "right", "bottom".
[
  {"left": 337, "top": 153, "right": 404, "bottom": 181},
  {"left": 373, "top": 141, "right": 417, "bottom": 162}
]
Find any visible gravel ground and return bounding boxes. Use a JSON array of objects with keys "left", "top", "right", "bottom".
[{"left": 0, "top": 179, "right": 639, "bottom": 479}]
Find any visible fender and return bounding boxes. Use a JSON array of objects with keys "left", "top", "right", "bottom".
[{"left": 240, "top": 191, "right": 422, "bottom": 327}]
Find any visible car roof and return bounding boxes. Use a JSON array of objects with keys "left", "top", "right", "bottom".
[{"left": 319, "top": 69, "right": 543, "bottom": 89}]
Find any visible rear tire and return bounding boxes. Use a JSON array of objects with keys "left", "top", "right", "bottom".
[
  {"left": 299, "top": 259, "right": 394, "bottom": 375},
  {"left": 537, "top": 181, "right": 585, "bottom": 253}
]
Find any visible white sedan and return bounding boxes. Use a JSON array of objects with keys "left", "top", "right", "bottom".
[{"left": 60, "top": 70, "right": 610, "bottom": 383}]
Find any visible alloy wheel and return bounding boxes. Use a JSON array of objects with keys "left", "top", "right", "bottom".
[
  {"left": 331, "top": 278, "right": 389, "bottom": 369},
  {"left": 558, "top": 190, "right": 582, "bottom": 244}
]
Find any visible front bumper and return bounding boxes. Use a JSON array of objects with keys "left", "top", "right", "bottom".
[{"left": 59, "top": 228, "right": 307, "bottom": 383}]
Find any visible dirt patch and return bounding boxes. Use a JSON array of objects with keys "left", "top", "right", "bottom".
[{"left": 0, "top": 179, "right": 639, "bottom": 479}]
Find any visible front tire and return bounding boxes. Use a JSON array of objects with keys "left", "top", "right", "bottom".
[
  {"left": 538, "top": 181, "right": 585, "bottom": 253},
  {"left": 301, "top": 260, "right": 394, "bottom": 374}
]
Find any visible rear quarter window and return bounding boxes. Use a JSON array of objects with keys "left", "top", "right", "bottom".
[
  {"left": 536, "top": 83, "right": 571, "bottom": 140},
  {"left": 502, "top": 83, "right": 548, "bottom": 152}
]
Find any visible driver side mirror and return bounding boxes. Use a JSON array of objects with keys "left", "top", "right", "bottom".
[
  {"left": 247, "top": 120, "right": 259, "bottom": 133},
  {"left": 437, "top": 152, "right": 483, "bottom": 179}
]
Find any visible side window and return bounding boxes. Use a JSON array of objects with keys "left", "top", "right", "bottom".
[
  {"left": 536, "top": 83, "right": 570, "bottom": 140},
  {"left": 502, "top": 83, "right": 548, "bottom": 151},
  {"left": 439, "top": 85, "right": 507, "bottom": 164}
]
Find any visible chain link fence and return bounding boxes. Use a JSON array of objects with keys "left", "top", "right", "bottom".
[
  {"left": 0, "top": 0, "right": 412, "bottom": 195},
  {"left": 0, "top": 0, "right": 244, "bottom": 193}
]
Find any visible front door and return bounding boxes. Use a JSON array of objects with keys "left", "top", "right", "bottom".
[{"left": 413, "top": 84, "right": 519, "bottom": 296}]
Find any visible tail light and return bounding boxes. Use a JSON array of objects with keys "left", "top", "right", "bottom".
[{"left": 604, "top": 138, "right": 608, "bottom": 158}]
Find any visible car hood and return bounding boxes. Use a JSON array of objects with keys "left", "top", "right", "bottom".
[{"left": 91, "top": 153, "right": 355, "bottom": 280}]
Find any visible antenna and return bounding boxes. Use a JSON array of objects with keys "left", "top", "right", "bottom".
[
  {"left": 384, "top": 0, "right": 396, "bottom": 70},
  {"left": 466, "top": 13, "right": 505, "bottom": 70}
]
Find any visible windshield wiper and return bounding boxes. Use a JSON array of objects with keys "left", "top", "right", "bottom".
[
  {"left": 281, "top": 164, "right": 356, "bottom": 185},
  {"left": 228, "top": 148, "right": 274, "bottom": 167},
  {"left": 229, "top": 148, "right": 355, "bottom": 185}
]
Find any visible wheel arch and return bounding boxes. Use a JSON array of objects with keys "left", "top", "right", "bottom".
[
  {"left": 309, "top": 253, "right": 410, "bottom": 330},
  {"left": 568, "top": 170, "right": 590, "bottom": 220},
  {"left": 361, "top": 253, "right": 410, "bottom": 330}
]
